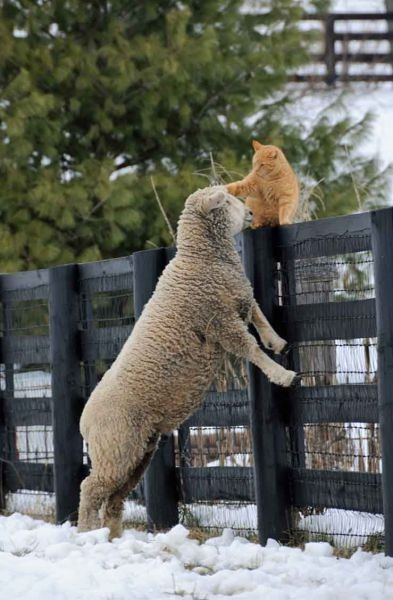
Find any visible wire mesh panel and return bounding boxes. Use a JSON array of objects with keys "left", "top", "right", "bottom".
[
  {"left": 176, "top": 369, "right": 257, "bottom": 536},
  {"left": 273, "top": 220, "right": 383, "bottom": 549},
  {"left": 174, "top": 237, "right": 256, "bottom": 536},
  {"left": 0, "top": 211, "right": 389, "bottom": 551},
  {"left": 78, "top": 257, "right": 146, "bottom": 525},
  {"left": 0, "top": 271, "right": 54, "bottom": 517}
]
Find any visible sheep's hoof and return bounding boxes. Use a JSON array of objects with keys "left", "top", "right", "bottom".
[
  {"left": 291, "top": 373, "right": 302, "bottom": 388},
  {"left": 282, "top": 342, "right": 294, "bottom": 356}
]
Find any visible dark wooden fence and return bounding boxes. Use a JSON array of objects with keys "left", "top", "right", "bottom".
[
  {"left": 298, "top": 12, "right": 393, "bottom": 84},
  {"left": 1, "top": 207, "right": 393, "bottom": 555}
]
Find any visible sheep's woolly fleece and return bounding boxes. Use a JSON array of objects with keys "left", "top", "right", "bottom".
[
  {"left": 78, "top": 185, "right": 295, "bottom": 540},
  {"left": 0, "top": 513, "right": 392, "bottom": 600}
]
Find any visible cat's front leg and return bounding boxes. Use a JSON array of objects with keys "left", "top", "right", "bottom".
[
  {"left": 278, "top": 198, "right": 297, "bottom": 225},
  {"left": 226, "top": 178, "right": 255, "bottom": 198},
  {"left": 226, "top": 181, "right": 243, "bottom": 196}
]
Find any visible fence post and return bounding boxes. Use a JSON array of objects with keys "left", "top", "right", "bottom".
[
  {"left": 371, "top": 207, "right": 393, "bottom": 556},
  {"left": 0, "top": 300, "right": 17, "bottom": 510},
  {"left": 280, "top": 262, "right": 305, "bottom": 470},
  {"left": 243, "top": 229, "right": 291, "bottom": 544},
  {"left": 49, "top": 264, "right": 84, "bottom": 523},
  {"left": 325, "top": 14, "right": 336, "bottom": 85},
  {"left": 0, "top": 355, "right": 4, "bottom": 509},
  {"left": 133, "top": 248, "right": 179, "bottom": 530}
]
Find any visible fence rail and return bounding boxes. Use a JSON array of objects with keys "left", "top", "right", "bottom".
[
  {"left": 1, "top": 207, "right": 393, "bottom": 554},
  {"left": 298, "top": 12, "right": 393, "bottom": 84}
]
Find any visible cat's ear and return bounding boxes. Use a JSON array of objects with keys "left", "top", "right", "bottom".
[
  {"left": 201, "top": 189, "right": 227, "bottom": 213},
  {"left": 252, "top": 140, "right": 263, "bottom": 151}
]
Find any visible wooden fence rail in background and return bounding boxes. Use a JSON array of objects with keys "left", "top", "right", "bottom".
[{"left": 298, "top": 12, "right": 393, "bottom": 84}]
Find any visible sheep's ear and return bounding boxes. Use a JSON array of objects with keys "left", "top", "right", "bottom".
[
  {"left": 202, "top": 190, "right": 227, "bottom": 213},
  {"left": 252, "top": 140, "right": 263, "bottom": 151}
]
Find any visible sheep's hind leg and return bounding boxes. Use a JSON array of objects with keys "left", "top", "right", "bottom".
[
  {"left": 251, "top": 301, "right": 287, "bottom": 354},
  {"left": 100, "top": 481, "right": 129, "bottom": 541},
  {"left": 78, "top": 474, "right": 114, "bottom": 533},
  {"left": 101, "top": 434, "right": 160, "bottom": 540},
  {"left": 217, "top": 317, "right": 298, "bottom": 387}
]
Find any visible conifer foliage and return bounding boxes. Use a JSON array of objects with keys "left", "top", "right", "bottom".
[{"left": 0, "top": 1, "right": 388, "bottom": 271}]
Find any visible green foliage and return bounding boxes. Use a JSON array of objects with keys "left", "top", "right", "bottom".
[{"left": 0, "top": 0, "right": 389, "bottom": 271}]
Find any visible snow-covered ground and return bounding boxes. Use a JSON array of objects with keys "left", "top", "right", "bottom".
[
  {"left": 0, "top": 513, "right": 392, "bottom": 600},
  {"left": 5, "top": 493, "right": 385, "bottom": 551}
]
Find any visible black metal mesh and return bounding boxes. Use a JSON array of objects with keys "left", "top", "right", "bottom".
[
  {"left": 276, "top": 252, "right": 375, "bottom": 305},
  {"left": 276, "top": 247, "right": 382, "bottom": 549},
  {"left": 0, "top": 236, "right": 385, "bottom": 549},
  {"left": 291, "top": 423, "right": 381, "bottom": 473},
  {"left": 176, "top": 425, "right": 252, "bottom": 469},
  {"left": 78, "top": 270, "right": 146, "bottom": 525},
  {"left": 293, "top": 339, "right": 377, "bottom": 385},
  {"left": 1, "top": 283, "right": 54, "bottom": 517},
  {"left": 175, "top": 366, "right": 257, "bottom": 536}
]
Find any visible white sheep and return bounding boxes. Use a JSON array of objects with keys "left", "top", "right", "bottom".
[{"left": 77, "top": 186, "right": 298, "bottom": 540}]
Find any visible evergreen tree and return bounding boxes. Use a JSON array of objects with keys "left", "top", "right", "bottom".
[{"left": 0, "top": 1, "right": 389, "bottom": 271}]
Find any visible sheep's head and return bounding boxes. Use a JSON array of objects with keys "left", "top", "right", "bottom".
[{"left": 184, "top": 186, "right": 253, "bottom": 237}]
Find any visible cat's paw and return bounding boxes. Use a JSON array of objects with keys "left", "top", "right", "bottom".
[{"left": 226, "top": 182, "right": 238, "bottom": 196}]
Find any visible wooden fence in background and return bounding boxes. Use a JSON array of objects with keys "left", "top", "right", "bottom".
[{"left": 298, "top": 12, "right": 393, "bottom": 84}]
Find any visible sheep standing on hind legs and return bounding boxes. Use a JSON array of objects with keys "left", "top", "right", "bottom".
[{"left": 78, "top": 185, "right": 299, "bottom": 540}]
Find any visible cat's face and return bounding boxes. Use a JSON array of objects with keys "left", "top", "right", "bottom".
[{"left": 251, "top": 140, "right": 282, "bottom": 176}]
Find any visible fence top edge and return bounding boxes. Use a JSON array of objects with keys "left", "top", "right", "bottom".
[
  {"left": 290, "top": 467, "right": 382, "bottom": 483},
  {"left": 0, "top": 256, "right": 136, "bottom": 296},
  {"left": 2, "top": 209, "right": 389, "bottom": 292},
  {"left": 0, "top": 268, "right": 49, "bottom": 294},
  {"left": 258, "top": 210, "right": 373, "bottom": 259},
  {"left": 289, "top": 382, "right": 378, "bottom": 397},
  {"left": 302, "top": 12, "right": 393, "bottom": 20},
  {"left": 78, "top": 255, "right": 134, "bottom": 281}
]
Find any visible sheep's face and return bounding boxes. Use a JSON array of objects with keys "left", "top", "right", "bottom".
[
  {"left": 188, "top": 187, "right": 253, "bottom": 237},
  {"left": 225, "top": 192, "right": 253, "bottom": 236}
]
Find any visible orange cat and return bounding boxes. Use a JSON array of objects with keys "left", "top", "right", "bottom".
[{"left": 226, "top": 140, "right": 299, "bottom": 228}]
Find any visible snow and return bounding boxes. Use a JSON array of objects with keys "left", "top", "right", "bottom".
[
  {"left": 296, "top": 0, "right": 393, "bottom": 189},
  {"left": 304, "top": 541, "right": 334, "bottom": 557},
  {"left": 0, "top": 513, "right": 392, "bottom": 599},
  {"left": 298, "top": 508, "right": 385, "bottom": 548},
  {"left": 5, "top": 492, "right": 385, "bottom": 551},
  {"left": 331, "top": 1, "right": 386, "bottom": 13},
  {"left": 289, "top": 85, "right": 393, "bottom": 183}
]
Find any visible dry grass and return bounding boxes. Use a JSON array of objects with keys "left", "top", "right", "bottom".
[{"left": 295, "top": 177, "right": 325, "bottom": 223}]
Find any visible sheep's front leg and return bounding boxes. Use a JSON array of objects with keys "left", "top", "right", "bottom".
[
  {"left": 214, "top": 317, "right": 298, "bottom": 387},
  {"left": 252, "top": 301, "right": 287, "bottom": 354}
]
